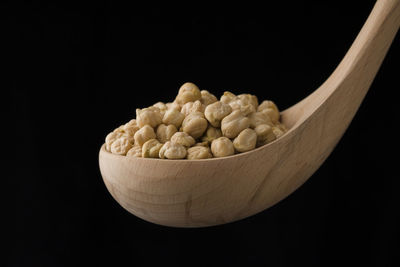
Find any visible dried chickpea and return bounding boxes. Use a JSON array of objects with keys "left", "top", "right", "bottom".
[
  {"left": 142, "top": 139, "right": 163, "bottom": 158},
  {"left": 220, "top": 91, "right": 236, "bottom": 104},
  {"left": 211, "top": 137, "right": 235, "bottom": 158},
  {"left": 181, "top": 100, "right": 206, "bottom": 117},
  {"left": 258, "top": 100, "right": 280, "bottom": 123},
  {"left": 233, "top": 128, "right": 257, "bottom": 152},
  {"left": 182, "top": 112, "right": 208, "bottom": 139},
  {"left": 200, "top": 90, "right": 218, "bottom": 106},
  {"left": 134, "top": 125, "right": 156, "bottom": 146},
  {"left": 175, "top": 82, "right": 201, "bottom": 105},
  {"left": 170, "top": 132, "right": 195, "bottom": 147},
  {"left": 202, "top": 125, "right": 222, "bottom": 143},
  {"left": 156, "top": 124, "right": 177, "bottom": 143},
  {"left": 136, "top": 107, "right": 162, "bottom": 128},
  {"left": 248, "top": 111, "right": 273, "bottom": 128},
  {"left": 126, "top": 145, "right": 142, "bottom": 157},
  {"left": 238, "top": 94, "right": 258, "bottom": 110},
  {"left": 123, "top": 119, "right": 140, "bottom": 136},
  {"left": 254, "top": 124, "right": 276, "bottom": 147},
  {"left": 204, "top": 101, "right": 232, "bottom": 127},
  {"left": 194, "top": 141, "right": 209, "bottom": 147},
  {"left": 187, "top": 146, "right": 213, "bottom": 159},
  {"left": 221, "top": 110, "right": 250, "bottom": 138},
  {"left": 105, "top": 131, "right": 123, "bottom": 151},
  {"left": 110, "top": 136, "right": 132, "bottom": 155},
  {"left": 153, "top": 102, "right": 168, "bottom": 117},
  {"left": 162, "top": 109, "right": 185, "bottom": 128},
  {"left": 159, "top": 141, "right": 187, "bottom": 159},
  {"left": 166, "top": 101, "right": 181, "bottom": 111},
  {"left": 272, "top": 126, "right": 285, "bottom": 138}
]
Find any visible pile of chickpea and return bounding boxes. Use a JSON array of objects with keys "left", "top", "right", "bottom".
[{"left": 104, "top": 82, "right": 287, "bottom": 159}]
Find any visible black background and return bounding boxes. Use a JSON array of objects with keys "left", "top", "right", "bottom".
[{"left": 9, "top": 1, "right": 399, "bottom": 266}]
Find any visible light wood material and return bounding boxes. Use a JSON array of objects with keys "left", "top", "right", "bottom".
[{"left": 99, "top": 0, "right": 400, "bottom": 227}]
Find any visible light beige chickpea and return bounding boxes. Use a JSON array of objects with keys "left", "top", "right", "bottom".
[
  {"left": 136, "top": 107, "right": 162, "bottom": 128},
  {"left": 258, "top": 100, "right": 278, "bottom": 112},
  {"left": 211, "top": 137, "right": 235, "bottom": 158},
  {"left": 220, "top": 91, "right": 236, "bottom": 104},
  {"left": 233, "top": 128, "right": 257, "bottom": 152},
  {"left": 258, "top": 100, "right": 280, "bottom": 123},
  {"left": 123, "top": 119, "right": 140, "bottom": 136},
  {"left": 228, "top": 97, "right": 256, "bottom": 116},
  {"left": 105, "top": 131, "right": 123, "bottom": 151},
  {"left": 166, "top": 101, "right": 181, "bottom": 111},
  {"left": 182, "top": 112, "right": 208, "bottom": 139},
  {"left": 156, "top": 124, "right": 177, "bottom": 143},
  {"left": 181, "top": 100, "right": 205, "bottom": 117},
  {"left": 187, "top": 146, "right": 213, "bottom": 159},
  {"left": 200, "top": 90, "right": 218, "bottom": 106},
  {"left": 221, "top": 110, "right": 250, "bottom": 138},
  {"left": 110, "top": 136, "right": 132, "bottom": 155},
  {"left": 204, "top": 101, "right": 232, "bottom": 127},
  {"left": 248, "top": 111, "right": 273, "bottom": 128},
  {"left": 126, "top": 145, "right": 142, "bottom": 157},
  {"left": 202, "top": 125, "right": 222, "bottom": 143},
  {"left": 134, "top": 125, "right": 156, "bottom": 146},
  {"left": 170, "top": 132, "right": 195, "bottom": 147},
  {"left": 272, "top": 126, "right": 285, "bottom": 138},
  {"left": 153, "top": 102, "right": 168, "bottom": 117},
  {"left": 254, "top": 124, "right": 276, "bottom": 147},
  {"left": 159, "top": 141, "right": 187, "bottom": 159},
  {"left": 162, "top": 109, "right": 185, "bottom": 128},
  {"left": 142, "top": 139, "right": 163, "bottom": 158},
  {"left": 238, "top": 94, "right": 258, "bottom": 110},
  {"left": 175, "top": 82, "right": 201, "bottom": 105},
  {"left": 194, "top": 141, "right": 209, "bottom": 147}
]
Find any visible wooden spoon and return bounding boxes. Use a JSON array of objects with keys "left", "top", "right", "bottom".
[{"left": 99, "top": 0, "right": 400, "bottom": 227}]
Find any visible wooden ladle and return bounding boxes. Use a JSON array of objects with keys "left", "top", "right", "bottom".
[{"left": 99, "top": 0, "right": 400, "bottom": 227}]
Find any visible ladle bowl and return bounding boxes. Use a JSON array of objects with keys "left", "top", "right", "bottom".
[{"left": 99, "top": 0, "right": 400, "bottom": 227}]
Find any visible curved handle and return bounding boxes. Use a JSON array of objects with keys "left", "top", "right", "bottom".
[{"left": 284, "top": 0, "right": 400, "bottom": 127}]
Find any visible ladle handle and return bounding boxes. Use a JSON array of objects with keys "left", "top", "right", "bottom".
[{"left": 285, "top": 0, "right": 400, "bottom": 127}]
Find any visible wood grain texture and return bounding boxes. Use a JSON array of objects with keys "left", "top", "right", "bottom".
[{"left": 99, "top": 0, "right": 400, "bottom": 227}]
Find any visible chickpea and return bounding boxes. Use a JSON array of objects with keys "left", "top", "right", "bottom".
[
  {"left": 136, "top": 107, "right": 162, "bottom": 128},
  {"left": 202, "top": 125, "right": 222, "bottom": 143},
  {"left": 254, "top": 124, "right": 276, "bottom": 147},
  {"left": 258, "top": 100, "right": 280, "bottom": 123},
  {"left": 181, "top": 100, "right": 205, "bottom": 117},
  {"left": 126, "top": 145, "right": 142, "bottom": 157},
  {"left": 105, "top": 131, "right": 123, "bottom": 152},
  {"left": 187, "top": 146, "right": 213, "bottom": 160},
  {"left": 220, "top": 91, "right": 236, "bottom": 104},
  {"left": 159, "top": 141, "right": 187, "bottom": 159},
  {"left": 123, "top": 119, "right": 140, "bottom": 136},
  {"left": 156, "top": 124, "right": 177, "bottom": 143},
  {"left": 194, "top": 141, "right": 209, "bottom": 147},
  {"left": 233, "top": 128, "right": 257, "bottom": 152},
  {"left": 134, "top": 125, "right": 156, "bottom": 146},
  {"left": 153, "top": 102, "right": 168, "bottom": 117},
  {"left": 272, "top": 126, "right": 285, "bottom": 138},
  {"left": 238, "top": 94, "right": 258, "bottom": 110},
  {"left": 211, "top": 137, "right": 235, "bottom": 158},
  {"left": 204, "top": 101, "right": 232, "bottom": 127},
  {"left": 248, "top": 111, "right": 273, "bottom": 128},
  {"left": 200, "top": 90, "right": 218, "bottom": 106},
  {"left": 170, "top": 132, "right": 196, "bottom": 147},
  {"left": 110, "top": 136, "right": 132, "bottom": 155},
  {"left": 166, "top": 101, "right": 181, "bottom": 111},
  {"left": 221, "top": 110, "right": 250, "bottom": 138},
  {"left": 162, "top": 109, "right": 185, "bottom": 128},
  {"left": 142, "top": 139, "right": 163, "bottom": 158},
  {"left": 182, "top": 112, "right": 208, "bottom": 139},
  {"left": 175, "top": 82, "right": 201, "bottom": 105}
]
